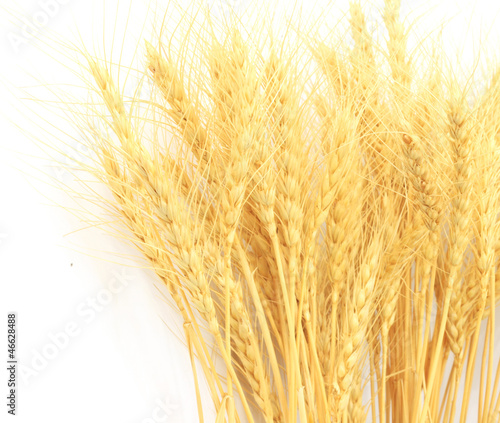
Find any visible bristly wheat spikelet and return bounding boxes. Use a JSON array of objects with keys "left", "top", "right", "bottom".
[
  {"left": 332, "top": 239, "right": 380, "bottom": 415},
  {"left": 144, "top": 42, "right": 218, "bottom": 183},
  {"left": 348, "top": 1, "right": 377, "bottom": 112},
  {"left": 211, "top": 29, "right": 256, "bottom": 245},
  {"left": 88, "top": 62, "right": 215, "bottom": 332},
  {"left": 264, "top": 48, "right": 306, "bottom": 307},
  {"left": 383, "top": 0, "right": 411, "bottom": 89},
  {"left": 444, "top": 91, "right": 475, "bottom": 360},
  {"left": 347, "top": 370, "right": 365, "bottom": 423},
  {"left": 322, "top": 140, "right": 363, "bottom": 400},
  {"left": 401, "top": 131, "right": 442, "bottom": 270},
  {"left": 314, "top": 98, "right": 358, "bottom": 378},
  {"left": 223, "top": 274, "right": 280, "bottom": 421},
  {"left": 262, "top": 46, "right": 307, "bottom": 420},
  {"left": 99, "top": 149, "right": 188, "bottom": 314},
  {"left": 378, "top": 198, "right": 408, "bottom": 340},
  {"left": 349, "top": 1, "right": 375, "bottom": 85},
  {"left": 349, "top": 2, "right": 393, "bottom": 182},
  {"left": 210, "top": 29, "right": 281, "bottom": 422},
  {"left": 400, "top": 128, "right": 443, "bottom": 417}
]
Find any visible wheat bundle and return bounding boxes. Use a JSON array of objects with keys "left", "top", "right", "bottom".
[{"left": 66, "top": 1, "right": 500, "bottom": 421}]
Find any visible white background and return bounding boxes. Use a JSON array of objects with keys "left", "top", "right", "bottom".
[{"left": 1, "top": 1, "right": 500, "bottom": 422}]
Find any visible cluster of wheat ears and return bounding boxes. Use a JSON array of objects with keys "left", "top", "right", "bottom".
[{"left": 69, "top": 0, "right": 500, "bottom": 421}]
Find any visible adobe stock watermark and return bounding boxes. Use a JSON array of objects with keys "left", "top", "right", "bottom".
[
  {"left": 7, "top": 0, "right": 71, "bottom": 54},
  {"left": 19, "top": 268, "right": 136, "bottom": 385},
  {"left": 138, "top": 395, "right": 180, "bottom": 423},
  {"left": 209, "top": 0, "right": 246, "bottom": 14},
  {"left": 52, "top": 141, "right": 93, "bottom": 183},
  {"left": 221, "top": 0, "right": 244, "bottom": 9}
]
